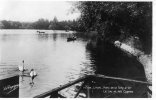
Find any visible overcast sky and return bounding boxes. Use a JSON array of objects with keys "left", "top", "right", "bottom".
[{"left": 0, "top": 0, "right": 80, "bottom": 22}]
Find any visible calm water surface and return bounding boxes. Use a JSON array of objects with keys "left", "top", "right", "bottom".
[
  {"left": 0, "top": 29, "right": 147, "bottom": 98},
  {"left": 0, "top": 29, "right": 95, "bottom": 97}
]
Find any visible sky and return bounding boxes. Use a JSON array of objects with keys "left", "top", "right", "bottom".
[{"left": 0, "top": 0, "right": 80, "bottom": 22}]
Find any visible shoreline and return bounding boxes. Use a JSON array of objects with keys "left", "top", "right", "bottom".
[{"left": 114, "top": 42, "right": 152, "bottom": 97}]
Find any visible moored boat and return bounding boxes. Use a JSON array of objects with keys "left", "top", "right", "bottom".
[{"left": 67, "top": 37, "right": 76, "bottom": 42}]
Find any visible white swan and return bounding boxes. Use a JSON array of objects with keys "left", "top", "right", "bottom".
[
  {"left": 30, "top": 69, "right": 37, "bottom": 83},
  {"left": 18, "top": 60, "right": 25, "bottom": 72}
]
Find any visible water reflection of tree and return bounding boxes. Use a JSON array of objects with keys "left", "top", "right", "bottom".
[
  {"left": 37, "top": 34, "right": 49, "bottom": 41},
  {"left": 37, "top": 33, "right": 60, "bottom": 42},
  {"left": 52, "top": 33, "right": 57, "bottom": 41},
  {"left": 89, "top": 41, "right": 146, "bottom": 79},
  {"left": 59, "top": 33, "right": 69, "bottom": 38},
  {"left": 80, "top": 41, "right": 148, "bottom": 97},
  {"left": 0, "top": 34, "right": 20, "bottom": 42}
]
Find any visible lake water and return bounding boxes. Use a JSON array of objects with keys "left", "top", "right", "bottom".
[
  {"left": 0, "top": 29, "right": 147, "bottom": 98},
  {"left": 0, "top": 29, "right": 95, "bottom": 97}
]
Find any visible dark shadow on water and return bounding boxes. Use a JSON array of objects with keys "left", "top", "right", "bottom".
[
  {"left": 0, "top": 75, "right": 19, "bottom": 98},
  {"left": 81, "top": 41, "right": 148, "bottom": 98},
  {"left": 86, "top": 41, "right": 146, "bottom": 81}
]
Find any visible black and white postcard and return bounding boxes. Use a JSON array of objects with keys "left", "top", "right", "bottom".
[{"left": 0, "top": 0, "right": 152, "bottom": 98}]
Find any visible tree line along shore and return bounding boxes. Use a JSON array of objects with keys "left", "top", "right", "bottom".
[
  {"left": 0, "top": 2, "right": 152, "bottom": 95},
  {"left": 0, "top": 2, "right": 152, "bottom": 55}
]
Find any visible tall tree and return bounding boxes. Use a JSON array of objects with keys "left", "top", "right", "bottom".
[{"left": 75, "top": 2, "right": 152, "bottom": 54}]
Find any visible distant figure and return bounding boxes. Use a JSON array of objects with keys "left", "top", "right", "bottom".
[
  {"left": 37, "top": 31, "right": 45, "bottom": 34},
  {"left": 18, "top": 60, "right": 25, "bottom": 72},
  {"left": 30, "top": 69, "right": 37, "bottom": 84}
]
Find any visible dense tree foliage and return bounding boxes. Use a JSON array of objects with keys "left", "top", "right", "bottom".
[
  {"left": 0, "top": 20, "right": 22, "bottom": 29},
  {"left": 0, "top": 2, "right": 152, "bottom": 53},
  {"left": 33, "top": 19, "right": 50, "bottom": 29},
  {"left": 0, "top": 17, "right": 79, "bottom": 31},
  {"left": 75, "top": 2, "right": 152, "bottom": 54}
]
